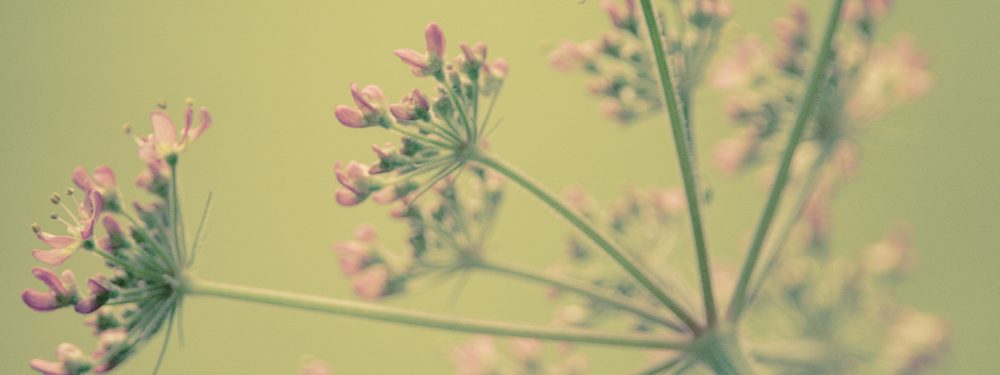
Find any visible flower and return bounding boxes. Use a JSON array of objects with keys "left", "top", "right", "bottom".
[
  {"left": 393, "top": 22, "right": 446, "bottom": 77},
  {"left": 23, "top": 99, "right": 214, "bottom": 374},
  {"left": 32, "top": 188, "right": 104, "bottom": 266},
  {"left": 22, "top": 267, "right": 78, "bottom": 312},
  {"left": 334, "top": 84, "right": 388, "bottom": 128},
  {"left": 30, "top": 343, "right": 92, "bottom": 375},
  {"left": 333, "top": 22, "right": 509, "bottom": 208},
  {"left": 352, "top": 265, "right": 390, "bottom": 300},
  {"left": 148, "top": 99, "right": 212, "bottom": 158}
]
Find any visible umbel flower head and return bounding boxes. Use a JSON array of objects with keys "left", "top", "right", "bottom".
[
  {"left": 550, "top": 0, "right": 732, "bottom": 124},
  {"left": 333, "top": 22, "right": 508, "bottom": 208},
  {"left": 23, "top": 100, "right": 212, "bottom": 374}
]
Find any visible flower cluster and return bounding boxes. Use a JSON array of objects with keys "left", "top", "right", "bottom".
[
  {"left": 23, "top": 100, "right": 212, "bottom": 374},
  {"left": 752, "top": 227, "right": 949, "bottom": 374},
  {"left": 710, "top": 0, "right": 931, "bottom": 175},
  {"left": 450, "top": 336, "right": 587, "bottom": 375},
  {"left": 333, "top": 165, "right": 505, "bottom": 300},
  {"left": 333, "top": 22, "right": 508, "bottom": 207},
  {"left": 549, "top": 0, "right": 731, "bottom": 124},
  {"left": 553, "top": 187, "right": 693, "bottom": 332}
]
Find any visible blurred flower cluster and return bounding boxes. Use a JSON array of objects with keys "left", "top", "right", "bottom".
[
  {"left": 333, "top": 165, "right": 505, "bottom": 300},
  {"left": 710, "top": 0, "right": 932, "bottom": 176},
  {"left": 550, "top": 0, "right": 731, "bottom": 124},
  {"left": 333, "top": 22, "right": 508, "bottom": 207},
  {"left": 22, "top": 101, "right": 211, "bottom": 374}
]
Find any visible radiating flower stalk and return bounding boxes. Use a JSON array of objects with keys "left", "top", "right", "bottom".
[{"left": 23, "top": 1, "right": 948, "bottom": 374}]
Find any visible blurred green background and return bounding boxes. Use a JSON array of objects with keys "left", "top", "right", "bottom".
[{"left": 1, "top": 1, "right": 996, "bottom": 373}]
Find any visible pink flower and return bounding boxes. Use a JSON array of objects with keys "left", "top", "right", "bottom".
[
  {"left": 299, "top": 358, "right": 335, "bottom": 375},
  {"left": 335, "top": 84, "right": 387, "bottom": 128},
  {"left": 91, "top": 329, "right": 128, "bottom": 373},
  {"left": 333, "top": 241, "right": 371, "bottom": 276},
  {"left": 394, "top": 22, "right": 447, "bottom": 77},
  {"left": 74, "top": 276, "right": 111, "bottom": 314},
  {"left": 334, "top": 161, "right": 375, "bottom": 206},
  {"left": 32, "top": 190, "right": 103, "bottom": 266},
  {"left": 602, "top": 0, "right": 637, "bottom": 31},
  {"left": 352, "top": 265, "right": 389, "bottom": 300},
  {"left": 22, "top": 267, "right": 78, "bottom": 312},
  {"left": 148, "top": 101, "right": 212, "bottom": 157},
  {"left": 29, "top": 343, "right": 90, "bottom": 375},
  {"left": 72, "top": 166, "right": 117, "bottom": 195},
  {"left": 389, "top": 89, "right": 430, "bottom": 122}
]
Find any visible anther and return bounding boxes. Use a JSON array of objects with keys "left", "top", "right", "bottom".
[
  {"left": 50, "top": 213, "right": 60, "bottom": 220},
  {"left": 123, "top": 123, "right": 133, "bottom": 135},
  {"left": 50, "top": 193, "right": 61, "bottom": 205},
  {"left": 66, "top": 188, "right": 75, "bottom": 196},
  {"left": 31, "top": 223, "right": 41, "bottom": 234}
]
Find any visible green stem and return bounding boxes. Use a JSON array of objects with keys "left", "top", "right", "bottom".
[
  {"left": 185, "top": 278, "right": 688, "bottom": 350},
  {"left": 638, "top": 0, "right": 717, "bottom": 328},
  {"left": 746, "top": 141, "right": 836, "bottom": 304},
  {"left": 728, "top": 0, "right": 846, "bottom": 322},
  {"left": 471, "top": 152, "right": 700, "bottom": 332},
  {"left": 690, "top": 326, "right": 755, "bottom": 375},
  {"left": 169, "top": 163, "right": 184, "bottom": 267},
  {"left": 473, "top": 259, "right": 686, "bottom": 332}
]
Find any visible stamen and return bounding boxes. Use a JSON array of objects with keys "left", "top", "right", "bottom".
[{"left": 49, "top": 193, "right": 61, "bottom": 205}]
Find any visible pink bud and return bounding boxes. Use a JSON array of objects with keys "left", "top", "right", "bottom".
[
  {"left": 74, "top": 276, "right": 111, "bottom": 314},
  {"left": 92, "top": 166, "right": 117, "bottom": 190},
  {"left": 333, "top": 241, "right": 370, "bottom": 276},
  {"left": 72, "top": 166, "right": 93, "bottom": 192},
  {"left": 424, "top": 22, "right": 446, "bottom": 60},
  {"left": 352, "top": 265, "right": 389, "bottom": 300},
  {"left": 335, "top": 106, "right": 368, "bottom": 128},
  {"left": 394, "top": 48, "right": 431, "bottom": 76},
  {"left": 354, "top": 224, "right": 377, "bottom": 242},
  {"left": 335, "top": 189, "right": 363, "bottom": 207}
]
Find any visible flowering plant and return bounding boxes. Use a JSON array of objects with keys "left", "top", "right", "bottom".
[{"left": 19, "top": 1, "right": 947, "bottom": 374}]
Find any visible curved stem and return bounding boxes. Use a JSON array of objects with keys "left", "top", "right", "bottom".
[
  {"left": 473, "top": 259, "right": 686, "bottom": 332},
  {"left": 728, "top": 0, "right": 847, "bottom": 322},
  {"left": 638, "top": 0, "right": 717, "bottom": 328},
  {"left": 185, "top": 278, "right": 688, "bottom": 350},
  {"left": 471, "top": 152, "right": 700, "bottom": 332}
]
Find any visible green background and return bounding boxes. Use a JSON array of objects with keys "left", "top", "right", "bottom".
[{"left": 1, "top": 1, "right": 996, "bottom": 373}]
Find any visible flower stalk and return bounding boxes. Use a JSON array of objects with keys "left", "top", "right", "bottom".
[
  {"left": 470, "top": 151, "right": 700, "bottom": 332},
  {"left": 728, "top": 0, "right": 847, "bottom": 322},
  {"left": 184, "top": 277, "right": 689, "bottom": 350},
  {"left": 637, "top": 0, "right": 718, "bottom": 328}
]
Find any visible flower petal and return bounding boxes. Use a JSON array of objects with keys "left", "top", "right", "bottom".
[
  {"left": 32, "top": 247, "right": 76, "bottom": 266},
  {"left": 151, "top": 110, "right": 177, "bottom": 146}
]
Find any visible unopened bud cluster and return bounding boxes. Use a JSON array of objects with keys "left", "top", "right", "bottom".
[
  {"left": 333, "top": 22, "right": 508, "bottom": 208},
  {"left": 550, "top": 0, "right": 731, "bottom": 124}
]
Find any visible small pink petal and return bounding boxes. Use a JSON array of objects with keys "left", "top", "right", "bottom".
[
  {"left": 187, "top": 106, "right": 212, "bottom": 141},
  {"left": 371, "top": 188, "right": 397, "bottom": 204},
  {"left": 29, "top": 358, "right": 67, "bottom": 375},
  {"left": 393, "top": 49, "right": 429, "bottom": 72},
  {"left": 36, "top": 232, "right": 76, "bottom": 248},
  {"left": 350, "top": 83, "right": 377, "bottom": 114},
  {"left": 424, "top": 22, "right": 446, "bottom": 60},
  {"left": 22, "top": 289, "right": 60, "bottom": 311},
  {"left": 150, "top": 110, "right": 177, "bottom": 146},
  {"left": 335, "top": 189, "right": 362, "bottom": 206},
  {"left": 334, "top": 106, "right": 367, "bottom": 128},
  {"left": 32, "top": 248, "right": 76, "bottom": 266},
  {"left": 92, "top": 165, "right": 117, "bottom": 189},
  {"left": 71, "top": 166, "right": 92, "bottom": 192},
  {"left": 352, "top": 265, "right": 389, "bottom": 300}
]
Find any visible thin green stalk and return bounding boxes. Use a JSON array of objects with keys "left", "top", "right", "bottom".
[
  {"left": 728, "top": 0, "right": 847, "bottom": 322},
  {"left": 473, "top": 259, "right": 686, "bottom": 332},
  {"left": 746, "top": 141, "right": 836, "bottom": 304},
  {"left": 169, "top": 163, "right": 184, "bottom": 267},
  {"left": 471, "top": 152, "right": 700, "bottom": 332},
  {"left": 638, "top": 0, "right": 717, "bottom": 328},
  {"left": 633, "top": 356, "right": 687, "bottom": 375},
  {"left": 185, "top": 278, "right": 688, "bottom": 350}
]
